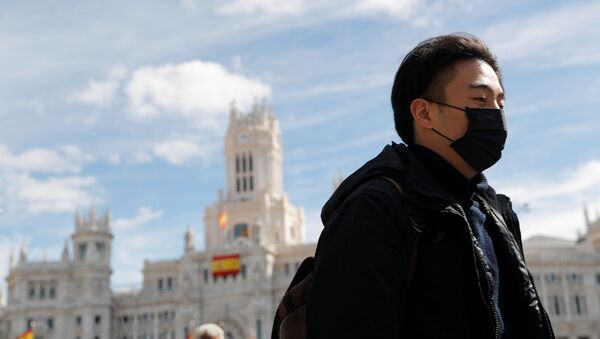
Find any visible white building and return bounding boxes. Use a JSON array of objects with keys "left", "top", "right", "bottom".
[
  {"left": 0, "top": 103, "right": 315, "bottom": 339},
  {"left": 1, "top": 102, "right": 599, "bottom": 338},
  {"left": 524, "top": 207, "right": 600, "bottom": 339}
]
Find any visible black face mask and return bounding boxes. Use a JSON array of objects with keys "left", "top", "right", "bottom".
[{"left": 429, "top": 100, "right": 507, "bottom": 173}]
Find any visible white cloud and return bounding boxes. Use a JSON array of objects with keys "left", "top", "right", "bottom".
[
  {"left": 496, "top": 160, "right": 600, "bottom": 240},
  {"left": 216, "top": 0, "right": 305, "bottom": 16},
  {"left": 0, "top": 144, "right": 98, "bottom": 215},
  {"left": 352, "top": 0, "right": 421, "bottom": 20},
  {"left": 484, "top": 2, "right": 600, "bottom": 67},
  {"left": 124, "top": 60, "right": 271, "bottom": 129},
  {"left": 152, "top": 139, "right": 207, "bottom": 165},
  {"left": 108, "top": 153, "right": 122, "bottom": 165},
  {"left": 130, "top": 151, "right": 153, "bottom": 165},
  {"left": 68, "top": 66, "right": 127, "bottom": 107},
  {"left": 113, "top": 206, "right": 163, "bottom": 230},
  {"left": 0, "top": 144, "right": 92, "bottom": 174},
  {"left": 1, "top": 173, "right": 99, "bottom": 214}
]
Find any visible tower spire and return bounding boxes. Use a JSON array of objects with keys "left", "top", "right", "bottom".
[
  {"left": 584, "top": 202, "right": 590, "bottom": 226},
  {"left": 61, "top": 239, "right": 70, "bottom": 262},
  {"left": 9, "top": 247, "right": 16, "bottom": 269},
  {"left": 185, "top": 225, "right": 195, "bottom": 254},
  {"left": 19, "top": 240, "right": 27, "bottom": 263}
]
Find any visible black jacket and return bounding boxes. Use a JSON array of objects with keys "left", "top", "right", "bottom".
[{"left": 306, "top": 143, "right": 554, "bottom": 339}]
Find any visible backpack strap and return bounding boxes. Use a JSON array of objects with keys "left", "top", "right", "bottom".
[{"left": 378, "top": 176, "right": 427, "bottom": 290}]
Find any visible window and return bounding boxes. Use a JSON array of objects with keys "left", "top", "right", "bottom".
[
  {"left": 234, "top": 223, "right": 249, "bottom": 239},
  {"left": 49, "top": 286, "right": 56, "bottom": 299},
  {"left": 28, "top": 282, "right": 35, "bottom": 299},
  {"left": 236, "top": 156, "right": 240, "bottom": 173},
  {"left": 78, "top": 243, "right": 87, "bottom": 260},
  {"left": 95, "top": 315, "right": 101, "bottom": 325},
  {"left": 39, "top": 285, "right": 46, "bottom": 299},
  {"left": 249, "top": 154, "right": 253, "bottom": 172},
  {"left": 158, "top": 278, "right": 163, "bottom": 291},
  {"left": 544, "top": 273, "right": 561, "bottom": 284},
  {"left": 46, "top": 317, "right": 54, "bottom": 330},
  {"left": 96, "top": 242, "right": 105, "bottom": 260},
  {"left": 242, "top": 154, "right": 246, "bottom": 172},
  {"left": 241, "top": 264, "right": 247, "bottom": 279},
  {"left": 236, "top": 178, "right": 240, "bottom": 193},
  {"left": 167, "top": 277, "right": 173, "bottom": 290},
  {"left": 549, "top": 295, "right": 566, "bottom": 316},
  {"left": 249, "top": 176, "right": 253, "bottom": 191},
  {"left": 566, "top": 273, "right": 583, "bottom": 284},
  {"left": 243, "top": 177, "right": 247, "bottom": 191},
  {"left": 256, "top": 319, "right": 262, "bottom": 339},
  {"left": 596, "top": 273, "right": 600, "bottom": 285},
  {"left": 76, "top": 316, "right": 82, "bottom": 326},
  {"left": 571, "top": 294, "right": 587, "bottom": 315},
  {"left": 204, "top": 269, "right": 208, "bottom": 283},
  {"left": 123, "top": 316, "right": 128, "bottom": 323}
]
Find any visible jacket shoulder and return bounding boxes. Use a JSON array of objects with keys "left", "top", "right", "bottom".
[{"left": 494, "top": 193, "right": 524, "bottom": 252}]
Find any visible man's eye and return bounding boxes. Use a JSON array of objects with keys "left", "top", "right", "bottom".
[{"left": 474, "top": 97, "right": 487, "bottom": 103}]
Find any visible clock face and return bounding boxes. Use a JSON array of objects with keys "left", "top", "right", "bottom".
[{"left": 238, "top": 132, "right": 248, "bottom": 144}]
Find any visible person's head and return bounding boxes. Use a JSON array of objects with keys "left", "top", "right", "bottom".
[
  {"left": 194, "top": 323, "right": 225, "bottom": 339},
  {"left": 391, "top": 33, "right": 505, "bottom": 177}
]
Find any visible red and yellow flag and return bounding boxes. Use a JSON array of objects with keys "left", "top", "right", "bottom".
[
  {"left": 218, "top": 210, "right": 227, "bottom": 230},
  {"left": 212, "top": 254, "right": 241, "bottom": 276},
  {"left": 17, "top": 329, "right": 33, "bottom": 339}
]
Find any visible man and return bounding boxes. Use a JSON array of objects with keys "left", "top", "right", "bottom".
[{"left": 306, "top": 34, "right": 555, "bottom": 338}]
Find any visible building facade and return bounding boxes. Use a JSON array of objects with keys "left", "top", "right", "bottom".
[
  {"left": 0, "top": 104, "right": 315, "bottom": 339},
  {"left": 523, "top": 209, "right": 600, "bottom": 339}
]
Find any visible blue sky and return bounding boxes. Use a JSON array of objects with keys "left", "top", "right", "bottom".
[{"left": 1, "top": 0, "right": 600, "bottom": 292}]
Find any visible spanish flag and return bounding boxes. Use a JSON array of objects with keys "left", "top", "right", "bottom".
[
  {"left": 212, "top": 254, "right": 241, "bottom": 276},
  {"left": 17, "top": 329, "right": 33, "bottom": 339},
  {"left": 218, "top": 210, "right": 227, "bottom": 230}
]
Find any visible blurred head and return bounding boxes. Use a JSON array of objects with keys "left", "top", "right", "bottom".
[
  {"left": 194, "top": 323, "right": 225, "bottom": 339},
  {"left": 391, "top": 33, "right": 505, "bottom": 177}
]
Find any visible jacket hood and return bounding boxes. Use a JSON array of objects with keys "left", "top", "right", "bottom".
[{"left": 321, "top": 142, "right": 454, "bottom": 225}]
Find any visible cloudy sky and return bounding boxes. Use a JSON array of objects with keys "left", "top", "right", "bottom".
[{"left": 1, "top": 0, "right": 600, "bottom": 292}]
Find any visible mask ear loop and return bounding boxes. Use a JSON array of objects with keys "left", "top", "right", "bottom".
[
  {"left": 424, "top": 99, "right": 460, "bottom": 143},
  {"left": 431, "top": 128, "right": 455, "bottom": 143}
]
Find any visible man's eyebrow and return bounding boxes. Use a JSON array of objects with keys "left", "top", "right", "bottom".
[{"left": 469, "top": 82, "right": 505, "bottom": 99}]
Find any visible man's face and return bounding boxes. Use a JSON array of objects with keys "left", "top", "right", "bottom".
[{"left": 431, "top": 59, "right": 505, "bottom": 141}]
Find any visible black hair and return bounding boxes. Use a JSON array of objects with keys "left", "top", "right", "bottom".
[{"left": 391, "top": 33, "right": 502, "bottom": 144}]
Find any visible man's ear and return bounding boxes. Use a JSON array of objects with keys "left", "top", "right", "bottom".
[{"left": 410, "top": 98, "right": 433, "bottom": 129}]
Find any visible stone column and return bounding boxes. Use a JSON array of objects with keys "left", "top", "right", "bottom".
[{"left": 133, "top": 314, "right": 138, "bottom": 339}]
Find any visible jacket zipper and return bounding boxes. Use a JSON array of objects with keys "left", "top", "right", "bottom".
[
  {"left": 477, "top": 197, "right": 555, "bottom": 339},
  {"left": 448, "top": 204, "right": 500, "bottom": 339}
]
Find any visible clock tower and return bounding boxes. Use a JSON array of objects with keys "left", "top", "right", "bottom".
[{"left": 204, "top": 101, "right": 305, "bottom": 250}]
